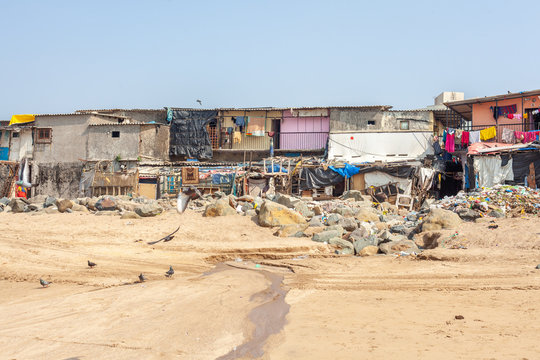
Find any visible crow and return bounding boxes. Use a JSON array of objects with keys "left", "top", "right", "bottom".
[
  {"left": 177, "top": 186, "right": 203, "bottom": 214},
  {"left": 165, "top": 266, "right": 174, "bottom": 278},
  {"left": 88, "top": 260, "right": 97, "bottom": 268},
  {"left": 40, "top": 278, "right": 51, "bottom": 288},
  {"left": 147, "top": 226, "right": 180, "bottom": 245},
  {"left": 138, "top": 273, "right": 147, "bottom": 282}
]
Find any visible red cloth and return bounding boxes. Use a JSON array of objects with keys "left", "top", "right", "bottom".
[
  {"left": 508, "top": 113, "right": 514, "bottom": 119},
  {"left": 461, "top": 131, "right": 469, "bottom": 147},
  {"left": 445, "top": 133, "right": 455, "bottom": 152}
]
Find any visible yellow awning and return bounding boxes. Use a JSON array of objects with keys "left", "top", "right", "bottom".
[{"left": 9, "top": 114, "right": 35, "bottom": 126}]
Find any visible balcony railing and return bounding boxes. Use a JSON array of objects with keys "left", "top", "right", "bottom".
[
  {"left": 215, "top": 131, "right": 328, "bottom": 151},
  {"left": 465, "top": 122, "right": 540, "bottom": 143}
]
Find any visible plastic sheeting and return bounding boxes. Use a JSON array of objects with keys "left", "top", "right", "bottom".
[
  {"left": 9, "top": 114, "right": 35, "bottom": 126},
  {"left": 169, "top": 110, "right": 217, "bottom": 160},
  {"left": 300, "top": 167, "right": 344, "bottom": 190},
  {"left": 510, "top": 151, "right": 540, "bottom": 186},
  {"left": 364, "top": 171, "right": 412, "bottom": 193},
  {"left": 79, "top": 170, "right": 95, "bottom": 197},
  {"left": 473, "top": 156, "right": 514, "bottom": 188},
  {"left": 329, "top": 163, "right": 360, "bottom": 178},
  {"left": 327, "top": 131, "right": 433, "bottom": 163}
]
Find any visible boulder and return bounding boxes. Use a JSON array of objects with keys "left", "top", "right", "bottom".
[
  {"left": 241, "top": 202, "right": 254, "bottom": 212},
  {"left": 380, "top": 202, "right": 398, "bottom": 215},
  {"left": 326, "top": 213, "right": 342, "bottom": 226},
  {"left": 72, "top": 204, "right": 89, "bottom": 213},
  {"left": 487, "top": 209, "right": 505, "bottom": 218},
  {"left": 26, "top": 204, "right": 40, "bottom": 212},
  {"left": 304, "top": 226, "right": 325, "bottom": 236},
  {"left": 353, "top": 235, "right": 378, "bottom": 254},
  {"left": 374, "top": 222, "right": 388, "bottom": 231},
  {"left": 389, "top": 224, "right": 406, "bottom": 234},
  {"left": 274, "top": 223, "right": 309, "bottom": 238},
  {"left": 213, "top": 191, "right": 227, "bottom": 199},
  {"left": 121, "top": 211, "right": 141, "bottom": 219},
  {"left": 95, "top": 197, "right": 117, "bottom": 211},
  {"left": 55, "top": 199, "right": 73, "bottom": 213},
  {"left": 329, "top": 238, "right": 354, "bottom": 254},
  {"left": 324, "top": 225, "right": 345, "bottom": 236},
  {"left": 355, "top": 208, "right": 380, "bottom": 222},
  {"left": 44, "top": 207, "right": 59, "bottom": 214},
  {"left": 338, "top": 217, "right": 357, "bottom": 232},
  {"left": 309, "top": 216, "right": 324, "bottom": 227},
  {"left": 0, "top": 197, "right": 10, "bottom": 206},
  {"left": 349, "top": 226, "right": 370, "bottom": 242},
  {"left": 332, "top": 206, "right": 354, "bottom": 217},
  {"left": 44, "top": 196, "right": 57, "bottom": 208},
  {"left": 312, "top": 230, "right": 342, "bottom": 243},
  {"left": 9, "top": 198, "right": 27, "bottom": 213},
  {"left": 456, "top": 207, "right": 480, "bottom": 221},
  {"left": 379, "top": 239, "right": 419, "bottom": 255},
  {"left": 87, "top": 198, "right": 98, "bottom": 211},
  {"left": 359, "top": 245, "right": 379, "bottom": 257},
  {"left": 421, "top": 208, "right": 462, "bottom": 231},
  {"left": 244, "top": 209, "right": 257, "bottom": 217},
  {"left": 204, "top": 198, "right": 236, "bottom": 217},
  {"left": 312, "top": 205, "right": 323, "bottom": 216},
  {"left": 258, "top": 201, "right": 307, "bottom": 227},
  {"left": 341, "top": 190, "right": 365, "bottom": 202},
  {"left": 414, "top": 231, "right": 442, "bottom": 249},
  {"left": 228, "top": 195, "right": 238, "bottom": 209},
  {"left": 294, "top": 202, "right": 314, "bottom": 218},
  {"left": 135, "top": 203, "right": 163, "bottom": 217},
  {"left": 276, "top": 194, "right": 300, "bottom": 208}
]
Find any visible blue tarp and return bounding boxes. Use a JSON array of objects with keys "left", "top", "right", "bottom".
[
  {"left": 0, "top": 147, "right": 8, "bottom": 161},
  {"left": 329, "top": 163, "right": 360, "bottom": 178},
  {"left": 266, "top": 164, "right": 288, "bottom": 173},
  {"left": 212, "top": 173, "right": 234, "bottom": 185}
]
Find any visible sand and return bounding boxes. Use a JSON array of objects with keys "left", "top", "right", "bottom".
[{"left": 0, "top": 210, "right": 539, "bottom": 359}]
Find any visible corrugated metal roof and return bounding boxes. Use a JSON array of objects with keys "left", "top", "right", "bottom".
[
  {"left": 76, "top": 108, "right": 166, "bottom": 113},
  {"left": 36, "top": 113, "right": 92, "bottom": 117},
  {"left": 89, "top": 119, "right": 146, "bottom": 126},
  {"left": 170, "top": 105, "right": 392, "bottom": 111}
]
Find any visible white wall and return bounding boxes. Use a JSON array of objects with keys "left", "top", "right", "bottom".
[{"left": 328, "top": 131, "right": 434, "bottom": 163}]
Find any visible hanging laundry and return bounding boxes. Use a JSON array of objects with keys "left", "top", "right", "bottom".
[
  {"left": 442, "top": 129, "right": 447, "bottom": 143},
  {"left": 524, "top": 113, "right": 529, "bottom": 119},
  {"left": 233, "top": 131, "right": 242, "bottom": 144},
  {"left": 234, "top": 116, "right": 245, "bottom": 127},
  {"left": 508, "top": 113, "right": 514, "bottom": 119},
  {"left": 501, "top": 127, "right": 515, "bottom": 143},
  {"left": 469, "top": 130, "right": 481, "bottom": 144},
  {"left": 461, "top": 131, "right": 469, "bottom": 147},
  {"left": 480, "top": 126, "right": 496, "bottom": 141},
  {"left": 491, "top": 106, "right": 499, "bottom": 120},
  {"left": 444, "top": 132, "right": 455, "bottom": 152},
  {"left": 514, "top": 113, "right": 522, "bottom": 120}
]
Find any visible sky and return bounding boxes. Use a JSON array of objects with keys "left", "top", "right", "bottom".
[{"left": 1, "top": 0, "right": 539, "bottom": 119}]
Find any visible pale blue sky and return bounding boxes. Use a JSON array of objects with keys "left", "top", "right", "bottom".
[{"left": 1, "top": 0, "right": 538, "bottom": 119}]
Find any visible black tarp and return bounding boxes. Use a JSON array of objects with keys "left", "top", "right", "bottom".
[
  {"left": 169, "top": 110, "right": 217, "bottom": 160},
  {"left": 300, "top": 167, "right": 344, "bottom": 190},
  {"left": 509, "top": 151, "right": 540, "bottom": 186},
  {"left": 356, "top": 165, "right": 416, "bottom": 179}
]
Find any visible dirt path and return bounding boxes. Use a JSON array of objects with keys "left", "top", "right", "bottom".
[{"left": 0, "top": 211, "right": 539, "bottom": 359}]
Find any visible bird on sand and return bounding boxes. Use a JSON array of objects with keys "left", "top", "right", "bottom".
[
  {"left": 147, "top": 226, "right": 180, "bottom": 245},
  {"left": 138, "top": 273, "right": 147, "bottom": 282},
  {"left": 88, "top": 260, "right": 97, "bottom": 268},
  {"left": 40, "top": 278, "right": 51, "bottom": 288},
  {"left": 177, "top": 186, "right": 203, "bottom": 214},
  {"left": 165, "top": 266, "right": 174, "bottom": 278}
]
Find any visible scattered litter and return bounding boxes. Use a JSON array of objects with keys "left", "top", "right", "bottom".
[
  {"left": 235, "top": 258, "right": 243, "bottom": 262},
  {"left": 455, "top": 315, "right": 465, "bottom": 320},
  {"left": 255, "top": 264, "right": 261, "bottom": 268},
  {"left": 292, "top": 255, "right": 309, "bottom": 260}
]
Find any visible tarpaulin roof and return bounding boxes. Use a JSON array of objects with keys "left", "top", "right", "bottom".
[{"left": 9, "top": 114, "right": 35, "bottom": 126}]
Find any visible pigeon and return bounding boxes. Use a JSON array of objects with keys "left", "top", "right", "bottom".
[
  {"left": 147, "top": 226, "right": 180, "bottom": 245},
  {"left": 196, "top": 99, "right": 202, "bottom": 106},
  {"left": 88, "top": 260, "right": 97, "bottom": 268},
  {"left": 165, "top": 266, "right": 174, "bottom": 278},
  {"left": 138, "top": 273, "right": 147, "bottom": 282},
  {"left": 177, "top": 186, "right": 203, "bottom": 214},
  {"left": 39, "top": 278, "right": 51, "bottom": 288}
]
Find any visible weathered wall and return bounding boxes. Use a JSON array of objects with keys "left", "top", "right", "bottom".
[
  {"left": 9, "top": 128, "right": 33, "bottom": 161},
  {"left": 87, "top": 125, "right": 140, "bottom": 161},
  {"left": 330, "top": 109, "right": 384, "bottom": 131},
  {"left": 31, "top": 162, "right": 83, "bottom": 198},
  {"left": 381, "top": 111, "right": 433, "bottom": 131},
  {"left": 33, "top": 114, "right": 93, "bottom": 163},
  {"left": 472, "top": 97, "right": 535, "bottom": 127},
  {"left": 330, "top": 109, "right": 433, "bottom": 132},
  {"left": 139, "top": 124, "right": 169, "bottom": 161},
  {"left": 106, "top": 110, "right": 167, "bottom": 124}
]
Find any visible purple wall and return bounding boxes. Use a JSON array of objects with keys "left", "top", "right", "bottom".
[{"left": 280, "top": 110, "right": 330, "bottom": 150}]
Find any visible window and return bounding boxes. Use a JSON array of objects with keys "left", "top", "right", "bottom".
[
  {"left": 367, "top": 120, "right": 376, "bottom": 126},
  {"left": 112, "top": 131, "right": 120, "bottom": 138},
  {"left": 400, "top": 120, "right": 409, "bottom": 130},
  {"left": 36, "top": 128, "right": 52, "bottom": 143},
  {"left": 12, "top": 132, "right": 19, "bottom": 138}
]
